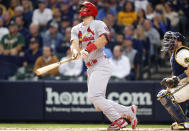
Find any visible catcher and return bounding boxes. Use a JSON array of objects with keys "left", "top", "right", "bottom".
[{"left": 157, "top": 31, "right": 189, "bottom": 130}]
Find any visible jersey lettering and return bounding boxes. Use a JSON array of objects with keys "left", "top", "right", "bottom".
[{"left": 82, "top": 35, "right": 94, "bottom": 42}]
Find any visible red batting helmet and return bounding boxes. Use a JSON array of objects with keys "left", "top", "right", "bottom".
[{"left": 80, "top": 2, "right": 98, "bottom": 18}]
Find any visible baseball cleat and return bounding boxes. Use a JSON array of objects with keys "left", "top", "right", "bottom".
[
  {"left": 127, "top": 105, "right": 138, "bottom": 129},
  {"left": 107, "top": 117, "right": 128, "bottom": 131}
]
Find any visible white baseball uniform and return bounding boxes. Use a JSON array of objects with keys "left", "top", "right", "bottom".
[
  {"left": 168, "top": 46, "right": 189, "bottom": 103},
  {"left": 71, "top": 20, "right": 132, "bottom": 122}
]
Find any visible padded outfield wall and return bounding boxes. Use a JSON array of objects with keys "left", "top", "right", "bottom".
[{"left": 0, "top": 80, "right": 176, "bottom": 122}]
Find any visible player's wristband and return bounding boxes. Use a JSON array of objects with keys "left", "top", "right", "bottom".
[
  {"left": 86, "top": 43, "right": 97, "bottom": 53},
  {"left": 178, "top": 72, "right": 187, "bottom": 80}
]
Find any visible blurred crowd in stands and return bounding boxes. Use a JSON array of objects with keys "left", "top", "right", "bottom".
[{"left": 0, "top": 0, "right": 188, "bottom": 81}]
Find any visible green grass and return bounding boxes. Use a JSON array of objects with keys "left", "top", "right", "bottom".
[{"left": 0, "top": 123, "right": 170, "bottom": 128}]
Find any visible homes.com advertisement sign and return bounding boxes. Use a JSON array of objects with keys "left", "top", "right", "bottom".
[{"left": 44, "top": 82, "right": 154, "bottom": 121}]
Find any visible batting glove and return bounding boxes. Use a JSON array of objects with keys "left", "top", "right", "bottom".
[
  {"left": 72, "top": 49, "right": 79, "bottom": 60},
  {"left": 80, "top": 49, "right": 89, "bottom": 59},
  {"left": 81, "top": 42, "right": 97, "bottom": 59}
]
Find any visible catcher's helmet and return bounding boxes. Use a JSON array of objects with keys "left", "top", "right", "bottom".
[
  {"left": 80, "top": 2, "right": 98, "bottom": 18},
  {"left": 161, "top": 31, "right": 176, "bottom": 53},
  {"left": 161, "top": 31, "right": 186, "bottom": 54},
  {"left": 174, "top": 32, "right": 185, "bottom": 43}
]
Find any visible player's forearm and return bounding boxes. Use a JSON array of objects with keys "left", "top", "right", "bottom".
[
  {"left": 94, "top": 35, "right": 108, "bottom": 49},
  {"left": 85, "top": 35, "right": 108, "bottom": 53},
  {"left": 71, "top": 40, "right": 80, "bottom": 52},
  {"left": 71, "top": 40, "right": 81, "bottom": 60},
  {"left": 171, "top": 71, "right": 188, "bottom": 82},
  {"left": 173, "top": 67, "right": 189, "bottom": 81},
  {"left": 184, "top": 68, "right": 189, "bottom": 78}
]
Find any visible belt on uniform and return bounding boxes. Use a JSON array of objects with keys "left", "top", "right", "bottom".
[{"left": 86, "top": 56, "right": 106, "bottom": 67}]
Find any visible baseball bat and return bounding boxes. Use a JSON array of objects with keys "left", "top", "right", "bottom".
[{"left": 35, "top": 57, "right": 73, "bottom": 76}]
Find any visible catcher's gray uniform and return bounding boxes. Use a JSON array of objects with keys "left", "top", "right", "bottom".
[{"left": 71, "top": 20, "right": 132, "bottom": 122}]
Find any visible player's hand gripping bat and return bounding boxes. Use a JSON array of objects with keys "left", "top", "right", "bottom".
[{"left": 35, "top": 57, "right": 73, "bottom": 76}]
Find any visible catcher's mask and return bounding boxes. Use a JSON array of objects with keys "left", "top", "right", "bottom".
[{"left": 161, "top": 31, "right": 176, "bottom": 55}]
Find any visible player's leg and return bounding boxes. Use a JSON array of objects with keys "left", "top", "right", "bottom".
[
  {"left": 157, "top": 90, "right": 188, "bottom": 123},
  {"left": 185, "top": 102, "right": 189, "bottom": 117},
  {"left": 87, "top": 67, "right": 127, "bottom": 130},
  {"left": 171, "top": 84, "right": 189, "bottom": 129},
  {"left": 107, "top": 100, "right": 136, "bottom": 117},
  {"left": 87, "top": 63, "right": 136, "bottom": 119},
  {"left": 107, "top": 100, "right": 138, "bottom": 129},
  {"left": 157, "top": 88, "right": 189, "bottom": 130},
  {"left": 87, "top": 69, "right": 121, "bottom": 121},
  {"left": 173, "top": 84, "right": 189, "bottom": 103}
]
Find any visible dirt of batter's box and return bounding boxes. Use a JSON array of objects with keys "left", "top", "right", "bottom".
[{"left": 0, "top": 128, "right": 173, "bottom": 131}]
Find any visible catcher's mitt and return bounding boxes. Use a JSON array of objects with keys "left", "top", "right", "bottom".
[{"left": 160, "top": 76, "right": 179, "bottom": 88}]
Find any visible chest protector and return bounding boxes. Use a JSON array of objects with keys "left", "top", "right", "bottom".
[{"left": 175, "top": 46, "right": 189, "bottom": 68}]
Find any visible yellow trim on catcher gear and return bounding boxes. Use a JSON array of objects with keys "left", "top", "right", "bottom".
[
  {"left": 174, "top": 46, "right": 189, "bottom": 68},
  {"left": 178, "top": 104, "right": 185, "bottom": 115},
  {"left": 179, "top": 122, "right": 189, "bottom": 125}
]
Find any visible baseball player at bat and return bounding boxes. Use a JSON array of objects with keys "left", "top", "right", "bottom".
[
  {"left": 70, "top": 1, "right": 137, "bottom": 130},
  {"left": 157, "top": 31, "right": 189, "bottom": 130}
]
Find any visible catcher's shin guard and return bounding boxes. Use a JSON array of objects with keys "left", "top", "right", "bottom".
[
  {"left": 158, "top": 91, "right": 189, "bottom": 123},
  {"left": 171, "top": 122, "right": 189, "bottom": 130},
  {"left": 185, "top": 102, "right": 189, "bottom": 117}
]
